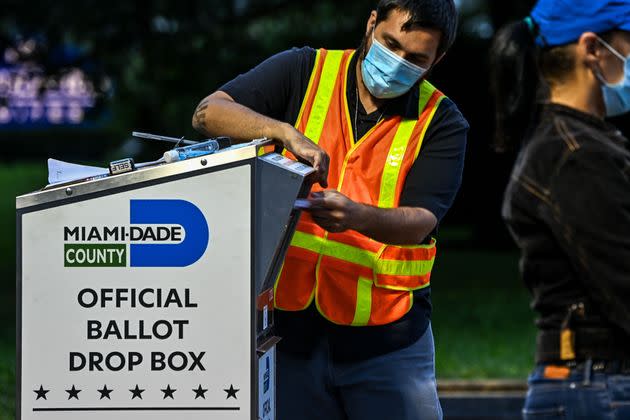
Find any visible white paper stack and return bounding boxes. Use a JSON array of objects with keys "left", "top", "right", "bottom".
[{"left": 47, "top": 158, "right": 108, "bottom": 185}]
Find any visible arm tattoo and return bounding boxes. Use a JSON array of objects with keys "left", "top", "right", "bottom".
[{"left": 193, "top": 100, "right": 209, "bottom": 132}]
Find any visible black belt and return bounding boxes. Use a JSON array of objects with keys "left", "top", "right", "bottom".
[
  {"left": 593, "top": 360, "right": 630, "bottom": 374},
  {"left": 536, "top": 327, "right": 630, "bottom": 363}
]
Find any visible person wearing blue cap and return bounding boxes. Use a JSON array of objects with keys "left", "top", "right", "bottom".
[{"left": 490, "top": 0, "right": 630, "bottom": 419}]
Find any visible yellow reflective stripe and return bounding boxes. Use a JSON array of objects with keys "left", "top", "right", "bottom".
[
  {"left": 397, "top": 239, "right": 437, "bottom": 249},
  {"left": 376, "top": 257, "right": 435, "bottom": 276},
  {"left": 378, "top": 119, "right": 416, "bottom": 208},
  {"left": 291, "top": 231, "right": 375, "bottom": 268},
  {"left": 294, "top": 50, "right": 322, "bottom": 129},
  {"left": 325, "top": 240, "right": 375, "bottom": 268},
  {"left": 341, "top": 51, "right": 357, "bottom": 143},
  {"left": 418, "top": 80, "right": 437, "bottom": 115},
  {"left": 352, "top": 277, "right": 373, "bottom": 326},
  {"left": 415, "top": 91, "right": 446, "bottom": 160},
  {"left": 377, "top": 82, "right": 443, "bottom": 208},
  {"left": 303, "top": 50, "right": 344, "bottom": 145},
  {"left": 374, "top": 281, "right": 431, "bottom": 292},
  {"left": 273, "top": 257, "right": 316, "bottom": 311},
  {"left": 290, "top": 230, "right": 326, "bottom": 253},
  {"left": 291, "top": 231, "right": 435, "bottom": 277},
  {"left": 273, "top": 261, "right": 284, "bottom": 307}
]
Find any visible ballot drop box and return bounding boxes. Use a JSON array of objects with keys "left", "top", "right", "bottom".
[{"left": 16, "top": 141, "right": 314, "bottom": 420}]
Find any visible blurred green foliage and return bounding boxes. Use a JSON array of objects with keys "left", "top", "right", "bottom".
[
  {"left": 432, "top": 250, "right": 535, "bottom": 378},
  {"left": 0, "top": 164, "right": 46, "bottom": 420}
]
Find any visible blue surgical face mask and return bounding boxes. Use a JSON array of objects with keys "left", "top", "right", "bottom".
[
  {"left": 596, "top": 37, "right": 630, "bottom": 117},
  {"left": 361, "top": 33, "right": 428, "bottom": 99}
]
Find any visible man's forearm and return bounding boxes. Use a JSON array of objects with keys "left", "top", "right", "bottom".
[
  {"left": 192, "top": 91, "right": 330, "bottom": 186},
  {"left": 352, "top": 205, "right": 437, "bottom": 245},
  {"left": 192, "top": 91, "right": 291, "bottom": 143}
]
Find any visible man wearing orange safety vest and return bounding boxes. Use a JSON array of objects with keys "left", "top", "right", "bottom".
[{"left": 193, "top": 1, "right": 467, "bottom": 418}]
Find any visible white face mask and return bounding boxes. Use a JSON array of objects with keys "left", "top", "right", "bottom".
[{"left": 596, "top": 36, "right": 630, "bottom": 117}]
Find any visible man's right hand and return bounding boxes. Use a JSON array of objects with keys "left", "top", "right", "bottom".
[{"left": 280, "top": 124, "right": 330, "bottom": 188}]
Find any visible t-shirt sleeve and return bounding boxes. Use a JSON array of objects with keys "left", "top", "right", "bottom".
[
  {"left": 219, "top": 47, "right": 316, "bottom": 124},
  {"left": 399, "top": 98, "right": 469, "bottom": 223}
]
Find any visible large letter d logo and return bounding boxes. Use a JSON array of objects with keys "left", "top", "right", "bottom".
[{"left": 129, "top": 199, "right": 209, "bottom": 267}]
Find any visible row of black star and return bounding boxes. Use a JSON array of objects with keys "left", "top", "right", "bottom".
[{"left": 34, "top": 384, "right": 239, "bottom": 401}]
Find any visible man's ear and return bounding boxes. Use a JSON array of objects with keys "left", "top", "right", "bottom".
[
  {"left": 366, "top": 10, "right": 377, "bottom": 37},
  {"left": 578, "top": 32, "right": 603, "bottom": 70}
]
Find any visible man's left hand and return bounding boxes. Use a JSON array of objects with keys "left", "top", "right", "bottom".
[{"left": 306, "top": 190, "right": 363, "bottom": 233}]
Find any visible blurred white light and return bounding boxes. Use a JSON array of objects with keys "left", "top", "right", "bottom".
[
  {"left": 68, "top": 104, "right": 84, "bottom": 123},
  {"left": 152, "top": 16, "right": 179, "bottom": 33},
  {"left": 4, "top": 48, "right": 18, "bottom": 64},
  {"left": 30, "top": 101, "right": 44, "bottom": 121},
  {"left": 18, "top": 39, "right": 36, "bottom": 55},
  {"left": 47, "top": 105, "right": 63, "bottom": 124},
  {"left": 463, "top": 14, "right": 495, "bottom": 40},
  {"left": 0, "top": 107, "right": 10, "bottom": 123}
]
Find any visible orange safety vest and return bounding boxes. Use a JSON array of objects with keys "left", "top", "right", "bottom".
[{"left": 274, "top": 48, "right": 446, "bottom": 326}]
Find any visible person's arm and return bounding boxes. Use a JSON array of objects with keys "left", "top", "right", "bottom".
[
  {"left": 549, "top": 146, "right": 630, "bottom": 335},
  {"left": 308, "top": 191, "right": 437, "bottom": 245},
  {"left": 192, "top": 48, "right": 328, "bottom": 186},
  {"left": 193, "top": 91, "right": 328, "bottom": 186},
  {"left": 307, "top": 99, "right": 468, "bottom": 245}
]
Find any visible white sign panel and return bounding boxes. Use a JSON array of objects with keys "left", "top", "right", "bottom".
[{"left": 20, "top": 165, "right": 252, "bottom": 419}]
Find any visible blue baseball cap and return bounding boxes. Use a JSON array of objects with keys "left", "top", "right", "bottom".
[{"left": 530, "top": 0, "right": 630, "bottom": 47}]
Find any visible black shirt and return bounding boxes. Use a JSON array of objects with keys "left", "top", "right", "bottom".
[
  {"left": 220, "top": 46, "right": 468, "bottom": 361},
  {"left": 503, "top": 104, "right": 630, "bottom": 339}
]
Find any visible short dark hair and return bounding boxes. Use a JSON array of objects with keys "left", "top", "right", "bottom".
[{"left": 375, "top": 0, "right": 458, "bottom": 56}]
